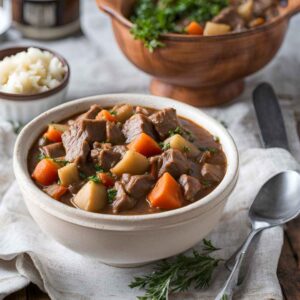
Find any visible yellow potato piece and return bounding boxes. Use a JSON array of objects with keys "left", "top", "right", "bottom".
[
  {"left": 73, "top": 181, "right": 107, "bottom": 212},
  {"left": 111, "top": 150, "right": 149, "bottom": 176},
  {"left": 58, "top": 163, "right": 80, "bottom": 187},
  {"left": 204, "top": 22, "right": 231, "bottom": 36},
  {"left": 238, "top": 0, "right": 253, "bottom": 21},
  {"left": 165, "top": 134, "right": 200, "bottom": 157},
  {"left": 49, "top": 123, "right": 69, "bottom": 132},
  {"left": 113, "top": 104, "right": 134, "bottom": 123}
]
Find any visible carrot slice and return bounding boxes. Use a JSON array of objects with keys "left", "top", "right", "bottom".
[
  {"left": 148, "top": 172, "right": 183, "bottom": 210},
  {"left": 96, "top": 110, "right": 117, "bottom": 122},
  {"left": 98, "top": 172, "right": 115, "bottom": 188},
  {"left": 32, "top": 159, "right": 60, "bottom": 186},
  {"left": 44, "top": 184, "right": 68, "bottom": 200},
  {"left": 186, "top": 21, "right": 204, "bottom": 35},
  {"left": 44, "top": 126, "right": 63, "bottom": 143},
  {"left": 128, "top": 133, "right": 162, "bottom": 157}
]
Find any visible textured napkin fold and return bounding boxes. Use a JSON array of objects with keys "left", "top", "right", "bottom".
[{"left": 0, "top": 115, "right": 298, "bottom": 299}]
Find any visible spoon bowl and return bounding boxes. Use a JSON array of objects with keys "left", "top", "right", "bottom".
[{"left": 250, "top": 171, "right": 300, "bottom": 228}]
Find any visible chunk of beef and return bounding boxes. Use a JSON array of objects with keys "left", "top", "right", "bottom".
[
  {"left": 42, "top": 142, "right": 65, "bottom": 158},
  {"left": 62, "top": 122, "right": 90, "bottom": 164},
  {"left": 113, "top": 181, "right": 137, "bottom": 213},
  {"left": 80, "top": 119, "right": 106, "bottom": 143},
  {"left": 213, "top": 7, "right": 245, "bottom": 31},
  {"left": 149, "top": 155, "right": 161, "bottom": 179},
  {"left": 158, "top": 149, "right": 189, "bottom": 179},
  {"left": 188, "top": 160, "right": 202, "bottom": 180},
  {"left": 76, "top": 104, "right": 102, "bottom": 121},
  {"left": 112, "top": 145, "right": 127, "bottom": 157},
  {"left": 93, "top": 142, "right": 112, "bottom": 150},
  {"left": 149, "top": 108, "right": 179, "bottom": 140},
  {"left": 62, "top": 119, "right": 106, "bottom": 164},
  {"left": 179, "top": 174, "right": 202, "bottom": 202},
  {"left": 201, "top": 163, "right": 224, "bottom": 182},
  {"left": 106, "top": 122, "right": 125, "bottom": 145},
  {"left": 253, "top": 0, "right": 276, "bottom": 17},
  {"left": 91, "top": 148, "right": 121, "bottom": 171},
  {"left": 135, "top": 106, "right": 151, "bottom": 116},
  {"left": 122, "top": 113, "right": 156, "bottom": 143},
  {"left": 121, "top": 174, "right": 155, "bottom": 199}
]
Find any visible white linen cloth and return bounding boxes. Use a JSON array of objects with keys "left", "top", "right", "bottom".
[{"left": 1, "top": 0, "right": 300, "bottom": 299}]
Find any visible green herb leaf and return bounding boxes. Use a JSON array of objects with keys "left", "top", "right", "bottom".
[
  {"left": 110, "top": 110, "right": 117, "bottom": 116},
  {"left": 183, "top": 146, "right": 191, "bottom": 153},
  {"left": 107, "top": 188, "right": 117, "bottom": 204},
  {"left": 129, "top": 239, "right": 221, "bottom": 300},
  {"left": 95, "top": 164, "right": 105, "bottom": 173},
  {"left": 159, "top": 142, "right": 171, "bottom": 151},
  {"left": 88, "top": 175, "right": 101, "bottom": 184},
  {"left": 79, "top": 172, "right": 87, "bottom": 180},
  {"left": 130, "top": 0, "right": 228, "bottom": 51},
  {"left": 37, "top": 152, "right": 48, "bottom": 161},
  {"left": 53, "top": 158, "right": 69, "bottom": 166},
  {"left": 199, "top": 147, "right": 218, "bottom": 154},
  {"left": 201, "top": 179, "right": 213, "bottom": 188}
]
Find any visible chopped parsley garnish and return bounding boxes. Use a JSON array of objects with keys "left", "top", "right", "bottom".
[
  {"left": 37, "top": 152, "right": 48, "bottom": 161},
  {"left": 53, "top": 158, "right": 69, "bottom": 166},
  {"left": 95, "top": 164, "right": 105, "bottom": 173},
  {"left": 199, "top": 147, "right": 218, "bottom": 154},
  {"left": 79, "top": 172, "right": 87, "bottom": 180},
  {"left": 110, "top": 110, "right": 117, "bottom": 116},
  {"left": 107, "top": 188, "right": 117, "bottom": 204},
  {"left": 88, "top": 175, "right": 101, "bottom": 184},
  {"left": 130, "top": 0, "right": 228, "bottom": 51},
  {"left": 169, "top": 126, "right": 194, "bottom": 142},
  {"left": 183, "top": 146, "right": 191, "bottom": 153},
  {"left": 159, "top": 142, "right": 171, "bottom": 151},
  {"left": 214, "top": 136, "right": 220, "bottom": 143},
  {"left": 201, "top": 179, "right": 213, "bottom": 187}
]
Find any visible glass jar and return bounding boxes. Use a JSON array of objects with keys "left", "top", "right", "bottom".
[{"left": 12, "top": 0, "right": 80, "bottom": 40}]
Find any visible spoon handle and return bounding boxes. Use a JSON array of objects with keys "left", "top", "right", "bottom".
[{"left": 215, "top": 229, "right": 260, "bottom": 300}]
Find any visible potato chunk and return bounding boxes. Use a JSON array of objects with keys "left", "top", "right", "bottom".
[
  {"left": 204, "top": 22, "right": 231, "bottom": 36},
  {"left": 112, "top": 104, "right": 134, "bottom": 123},
  {"left": 73, "top": 181, "right": 107, "bottom": 212},
  {"left": 58, "top": 163, "right": 80, "bottom": 187},
  {"left": 111, "top": 150, "right": 149, "bottom": 176},
  {"left": 238, "top": 0, "right": 253, "bottom": 21},
  {"left": 49, "top": 123, "right": 69, "bottom": 132},
  {"left": 164, "top": 134, "right": 200, "bottom": 157}
]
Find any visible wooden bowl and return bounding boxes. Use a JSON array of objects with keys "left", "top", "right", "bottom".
[{"left": 96, "top": 0, "right": 300, "bottom": 107}]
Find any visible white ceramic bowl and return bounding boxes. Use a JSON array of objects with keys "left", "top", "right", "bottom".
[
  {"left": 14, "top": 94, "right": 239, "bottom": 267},
  {"left": 0, "top": 47, "right": 70, "bottom": 124}
]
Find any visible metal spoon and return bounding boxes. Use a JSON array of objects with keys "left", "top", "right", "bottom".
[{"left": 215, "top": 170, "right": 300, "bottom": 300}]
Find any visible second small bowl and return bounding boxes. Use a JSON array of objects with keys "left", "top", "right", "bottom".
[{"left": 0, "top": 47, "right": 70, "bottom": 124}]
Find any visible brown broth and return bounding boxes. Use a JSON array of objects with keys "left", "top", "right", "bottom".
[{"left": 28, "top": 107, "right": 227, "bottom": 215}]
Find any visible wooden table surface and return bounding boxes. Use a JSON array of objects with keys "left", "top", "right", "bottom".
[{"left": 5, "top": 126, "right": 300, "bottom": 300}]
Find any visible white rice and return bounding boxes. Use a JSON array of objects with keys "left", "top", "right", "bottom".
[{"left": 0, "top": 47, "right": 67, "bottom": 95}]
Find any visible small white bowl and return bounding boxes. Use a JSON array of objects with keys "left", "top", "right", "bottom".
[
  {"left": 13, "top": 94, "right": 239, "bottom": 267},
  {"left": 0, "top": 47, "right": 70, "bottom": 124}
]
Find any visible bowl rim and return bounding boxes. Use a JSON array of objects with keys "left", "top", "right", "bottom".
[
  {"left": 13, "top": 93, "right": 239, "bottom": 229},
  {"left": 104, "top": 3, "right": 291, "bottom": 42},
  {"left": 0, "top": 46, "right": 70, "bottom": 101}
]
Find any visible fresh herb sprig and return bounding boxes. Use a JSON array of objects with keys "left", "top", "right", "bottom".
[
  {"left": 107, "top": 188, "right": 117, "bottom": 204},
  {"left": 130, "top": 0, "right": 228, "bottom": 51},
  {"left": 130, "top": 239, "right": 221, "bottom": 300}
]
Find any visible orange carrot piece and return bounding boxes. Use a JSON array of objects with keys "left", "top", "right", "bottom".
[
  {"left": 44, "top": 184, "right": 68, "bottom": 200},
  {"left": 44, "top": 127, "right": 63, "bottom": 143},
  {"left": 148, "top": 172, "right": 183, "bottom": 210},
  {"left": 186, "top": 21, "right": 204, "bottom": 35},
  {"left": 96, "top": 110, "right": 117, "bottom": 122},
  {"left": 128, "top": 133, "right": 162, "bottom": 157},
  {"left": 98, "top": 172, "right": 115, "bottom": 187},
  {"left": 32, "top": 159, "right": 59, "bottom": 186}
]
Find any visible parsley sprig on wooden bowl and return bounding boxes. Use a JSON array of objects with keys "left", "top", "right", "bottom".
[{"left": 130, "top": 0, "right": 228, "bottom": 51}]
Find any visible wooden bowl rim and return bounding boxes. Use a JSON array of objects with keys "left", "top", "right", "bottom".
[{"left": 108, "top": 6, "right": 297, "bottom": 43}]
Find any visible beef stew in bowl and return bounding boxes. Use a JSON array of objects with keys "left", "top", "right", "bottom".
[{"left": 29, "top": 104, "right": 226, "bottom": 215}]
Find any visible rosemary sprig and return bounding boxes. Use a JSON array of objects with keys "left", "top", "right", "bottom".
[{"left": 129, "top": 239, "right": 221, "bottom": 300}]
